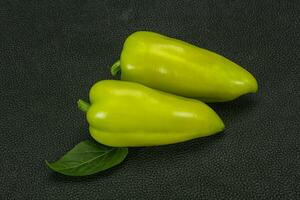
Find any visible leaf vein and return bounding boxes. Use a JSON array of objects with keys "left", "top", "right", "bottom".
[{"left": 57, "top": 149, "right": 115, "bottom": 171}]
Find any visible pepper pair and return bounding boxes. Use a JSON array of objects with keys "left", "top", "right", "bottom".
[{"left": 80, "top": 31, "right": 258, "bottom": 147}]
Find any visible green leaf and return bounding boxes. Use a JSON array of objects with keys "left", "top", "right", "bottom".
[{"left": 46, "top": 140, "right": 128, "bottom": 176}]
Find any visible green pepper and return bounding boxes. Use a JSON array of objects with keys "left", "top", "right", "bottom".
[
  {"left": 79, "top": 80, "right": 224, "bottom": 147},
  {"left": 111, "top": 31, "right": 258, "bottom": 102}
]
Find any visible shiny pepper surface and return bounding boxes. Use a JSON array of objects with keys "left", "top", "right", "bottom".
[
  {"left": 111, "top": 31, "right": 258, "bottom": 102},
  {"left": 86, "top": 80, "right": 224, "bottom": 147}
]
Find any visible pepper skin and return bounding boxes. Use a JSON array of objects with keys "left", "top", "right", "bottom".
[
  {"left": 111, "top": 31, "right": 258, "bottom": 102},
  {"left": 84, "top": 80, "right": 224, "bottom": 147}
]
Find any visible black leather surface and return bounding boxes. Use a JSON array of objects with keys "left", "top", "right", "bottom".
[{"left": 1, "top": 0, "right": 299, "bottom": 199}]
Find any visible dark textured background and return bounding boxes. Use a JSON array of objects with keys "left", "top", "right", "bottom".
[{"left": 1, "top": 0, "right": 300, "bottom": 199}]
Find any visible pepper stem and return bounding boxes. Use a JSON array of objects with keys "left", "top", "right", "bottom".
[
  {"left": 77, "top": 99, "right": 90, "bottom": 112},
  {"left": 111, "top": 60, "right": 121, "bottom": 76}
]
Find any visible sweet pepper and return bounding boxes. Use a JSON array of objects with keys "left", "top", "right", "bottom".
[
  {"left": 78, "top": 80, "right": 224, "bottom": 147},
  {"left": 111, "top": 31, "right": 258, "bottom": 102}
]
